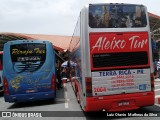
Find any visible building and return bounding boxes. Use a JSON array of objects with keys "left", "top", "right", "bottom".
[{"left": 0, "top": 33, "right": 72, "bottom": 64}]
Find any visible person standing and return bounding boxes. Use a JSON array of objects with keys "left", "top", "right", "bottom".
[
  {"left": 56, "top": 63, "right": 62, "bottom": 89},
  {"left": 61, "top": 67, "right": 68, "bottom": 83}
]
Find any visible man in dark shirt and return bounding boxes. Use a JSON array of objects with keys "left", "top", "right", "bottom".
[{"left": 56, "top": 63, "right": 62, "bottom": 89}]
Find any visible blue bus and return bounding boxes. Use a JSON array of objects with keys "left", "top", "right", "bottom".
[{"left": 3, "top": 40, "right": 56, "bottom": 102}]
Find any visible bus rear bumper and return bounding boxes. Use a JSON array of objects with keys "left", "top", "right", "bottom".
[
  {"left": 4, "top": 91, "right": 56, "bottom": 103},
  {"left": 84, "top": 92, "right": 155, "bottom": 112}
]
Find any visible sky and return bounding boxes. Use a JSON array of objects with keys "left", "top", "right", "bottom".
[{"left": 0, "top": 0, "right": 159, "bottom": 36}]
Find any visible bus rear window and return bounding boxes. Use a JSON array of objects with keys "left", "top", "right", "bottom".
[
  {"left": 11, "top": 43, "right": 46, "bottom": 62},
  {"left": 92, "top": 52, "right": 148, "bottom": 68},
  {"left": 10, "top": 43, "right": 46, "bottom": 73},
  {"left": 89, "top": 4, "right": 147, "bottom": 28}
]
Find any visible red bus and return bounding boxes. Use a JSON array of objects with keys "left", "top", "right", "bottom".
[{"left": 69, "top": 3, "right": 154, "bottom": 112}]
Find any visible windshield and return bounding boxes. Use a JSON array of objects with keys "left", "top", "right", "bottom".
[{"left": 89, "top": 4, "right": 147, "bottom": 28}]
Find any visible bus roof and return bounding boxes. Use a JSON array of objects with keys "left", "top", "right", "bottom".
[
  {"left": 89, "top": 3, "right": 146, "bottom": 7},
  {"left": 5, "top": 40, "right": 52, "bottom": 44}
]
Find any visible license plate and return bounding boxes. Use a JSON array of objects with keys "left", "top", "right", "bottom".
[
  {"left": 26, "top": 89, "right": 36, "bottom": 93},
  {"left": 118, "top": 101, "right": 130, "bottom": 106}
]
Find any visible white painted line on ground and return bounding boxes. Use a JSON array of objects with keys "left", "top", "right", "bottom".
[
  {"left": 65, "top": 101, "right": 69, "bottom": 108},
  {"left": 63, "top": 83, "right": 69, "bottom": 109}
]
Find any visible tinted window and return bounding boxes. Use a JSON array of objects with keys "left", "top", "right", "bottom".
[
  {"left": 92, "top": 52, "right": 148, "bottom": 68},
  {"left": 89, "top": 4, "right": 147, "bottom": 28},
  {"left": 10, "top": 43, "right": 46, "bottom": 73}
]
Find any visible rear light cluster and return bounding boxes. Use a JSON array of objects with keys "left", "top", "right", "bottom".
[
  {"left": 150, "top": 73, "right": 154, "bottom": 91},
  {"left": 85, "top": 77, "right": 92, "bottom": 97},
  {"left": 0, "top": 60, "right": 2, "bottom": 70},
  {"left": 51, "top": 74, "right": 56, "bottom": 90},
  {"left": 4, "top": 77, "right": 9, "bottom": 95}
]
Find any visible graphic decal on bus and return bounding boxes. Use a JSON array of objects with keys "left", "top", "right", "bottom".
[
  {"left": 9, "top": 76, "right": 24, "bottom": 91},
  {"left": 9, "top": 72, "right": 51, "bottom": 91},
  {"left": 89, "top": 4, "right": 147, "bottom": 28},
  {"left": 91, "top": 36, "right": 148, "bottom": 52},
  {"left": 90, "top": 32, "right": 149, "bottom": 53},
  {"left": 92, "top": 68, "right": 151, "bottom": 96},
  {"left": 11, "top": 48, "right": 45, "bottom": 55}
]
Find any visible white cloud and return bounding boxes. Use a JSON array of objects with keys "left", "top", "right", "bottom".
[
  {"left": 0, "top": 0, "right": 159, "bottom": 35},
  {"left": 0, "top": 0, "right": 82, "bottom": 35}
]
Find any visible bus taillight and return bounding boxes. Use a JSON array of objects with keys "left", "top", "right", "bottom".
[
  {"left": 0, "top": 60, "right": 2, "bottom": 70},
  {"left": 85, "top": 77, "right": 92, "bottom": 97},
  {"left": 51, "top": 74, "right": 56, "bottom": 90},
  {"left": 4, "top": 77, "right": 9, "bottom": 95},
  {"left": 151, "top": 73, "right": 154, "bottom": 91}
]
